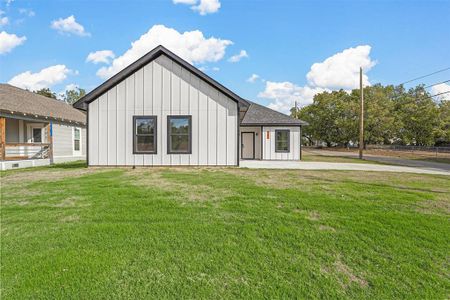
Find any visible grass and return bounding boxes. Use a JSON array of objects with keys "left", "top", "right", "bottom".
[
  {"left": 302, "top": 151, "right": 380, "bottom": 164},
  {"left": 1, "top": 162, "right": 449, "bottom": 299}
]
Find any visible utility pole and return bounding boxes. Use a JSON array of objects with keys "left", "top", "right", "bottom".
[{"left": 359, "top": 67, "right": 364, "bottom": 159}]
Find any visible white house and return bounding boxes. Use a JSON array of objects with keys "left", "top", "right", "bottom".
[
  {"left": 0, "top": 84, "right": 86, "bottom": 170},
  {"left": 73, "top": 45, "right": 307, "bottom": 167}
]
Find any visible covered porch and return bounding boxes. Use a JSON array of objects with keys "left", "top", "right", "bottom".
[{"left": 0, "top": 116, "right": 53, "bottom": 162}]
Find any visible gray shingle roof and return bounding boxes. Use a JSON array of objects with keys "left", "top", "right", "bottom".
[
  {"left": 0, "top": 84, "right": 86, "bottom": 124},
  {"left": 241, "top": 100, "right": 308, "bottom": 126}
]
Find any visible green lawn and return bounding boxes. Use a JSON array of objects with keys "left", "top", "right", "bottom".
[
  {"left": 302, "top": 151, "right": 380, "bottom": 164},
  {"left": 1, "top": 162, "right": 449, "bottom": 299}
]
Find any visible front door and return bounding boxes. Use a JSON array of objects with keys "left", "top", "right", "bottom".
[{"left": 241, "top": 132, "right": 255, "bottom": 159}]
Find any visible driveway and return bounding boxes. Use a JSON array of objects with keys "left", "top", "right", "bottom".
[
  {"left": 240, "top": 160, "right": 450, "bottom": 175},
  {"left": 305, "top": 149, "right": 450, "bottom": 172}
]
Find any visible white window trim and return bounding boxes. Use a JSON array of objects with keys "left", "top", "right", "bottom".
[
  {"left": 26, "top": 123, "right": 45, "bottom": 143},
  {"left": 72, "top": 127, "right": 82, "bottom": 156}
]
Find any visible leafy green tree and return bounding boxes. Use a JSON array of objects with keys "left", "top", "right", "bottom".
[
  {"left": 62, "top": 87, "right": 86, "bottom": 105},
  {"left": 34, "top": 88, "right": 57, "bottom": 99},
  {"left": 394, "top": 86, "right": 440, "bottom": 146}
]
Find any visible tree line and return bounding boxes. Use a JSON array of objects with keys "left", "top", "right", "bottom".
[
  {"left": 33, "top": 87, "right": 86, "bottom": 105},
  {"left": 291, "top": 84, "right": 449, "bottom": 147}
]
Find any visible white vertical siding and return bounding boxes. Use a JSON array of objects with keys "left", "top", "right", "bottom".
[
  {"left": 261, "top": 126, "right": 301, "bottom": 160},
  {"left": 87, "top": 54, "right": 238, "bottom": 166},
  {"left": 98, "top": 94, "right": 108, "bottom": 165}
]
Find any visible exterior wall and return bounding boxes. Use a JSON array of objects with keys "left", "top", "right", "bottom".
[
  {"left": 5, "top": 118, "right": 19, "bottom": 143},
  {"left": 52, "top": 122, "right": 86, "bottom": 159},
  {"left": 262, "top": 126, "right": 301, "bottom": 160},
  {"left": 239, "top": 126, "right": 262, "bottom": 159},
  {"left": 88, "top": 54, "right": 238, "bottom": 166}
]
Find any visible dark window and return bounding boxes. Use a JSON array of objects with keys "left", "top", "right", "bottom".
[
  {"left": 167, "top": 116, "right": 191, "bottom": 154},
  {"left": 32, "top": 128, "right": 42, "bottom": 143},
  {"left": 275, "top": 130, "right": 290, "bottom": 152},
  {"left": 133, "top": 116, "right": 157, "bottom": 154}
]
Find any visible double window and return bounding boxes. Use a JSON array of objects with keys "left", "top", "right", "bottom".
[
  {"left": 133, "top": 115, "right": 192, "bottom": 154},
  {"left": 167, "top": 116, "right": 192, "bottom": 154},
  {"left": 275, "top": 130, "right": 290, "bottom": 152},
  {"left": 133, "top": 116, "right": 157, "bottom": 154}
]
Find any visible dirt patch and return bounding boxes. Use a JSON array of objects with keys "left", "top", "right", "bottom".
[
  {"left": 124, "top": 169, "right": 237, "bottom": 202},
  {"left": 1, "top": 167, "right": 104, "bottom": 186},
  {"left": 319, "top": 225, "right": 336, "bottom": 232},
  {"left": 322, "top": 256, "right": 368, "bottom": 289},
  {"left": 60, "top": 215, "right": 80, "bottom": 223},
  {"left": 306, "top": 211, "right": 321, "bottom": 221},
  {"left": 416, "top": 199, "right": 450, "bottom": 215}
]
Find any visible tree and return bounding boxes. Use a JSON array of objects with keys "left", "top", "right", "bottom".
[
  {"left": 62, "top": 87, "right": 86, "bottom": 105},
  {"left": 35, "top": 88, "right": 57, "bottom": 99},
  {"left": 394, "top": 86, "right": 440, "bottom": 146}
]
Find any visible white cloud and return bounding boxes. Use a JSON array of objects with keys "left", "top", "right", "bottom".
[
  {"left": 247, "top": 73, "right": 260, "bottom": 83},
  {"left": 431, "top": 83, "right": 450, "bottom": 101},
  {"left": 212, "top": 66, "right": 220, "bottom": 71},
  {"left": 192, "top": 0, "right": 221, "bottom": 15},
  {"left": 19, "top": 8, "right": 35, "bottom": 17},
  {"left": 259, "top": 81, "right": 327, "bottom": 113},
  {"left": 306, "top": 45, "right": 376, "bottom": 90},
  {"left": 5, "top": 0, "right": 14, "bottom": 6},
  {"left": 0, "top": 31, "right": 26, "bottom": 54},
  {"left": 86, "top": 50, "right": 115, "bottom": 64},
  {"left": 96, "top": 24, "right": 232, "bottom": 79},
  {"left": 8, "top": 65, "right": 71, "bottom": 91},
  {"left": 228, "top": 49, "right": 248, "bottom": 63},
  {"left": 173, "top": 0, "right": 221, "bottom": 15},
  {"left": 51, "top": 15, "right": 90, "bottom": 37},
  {"left": 258, "top": 45, "right": 376, "bottom": 113}
]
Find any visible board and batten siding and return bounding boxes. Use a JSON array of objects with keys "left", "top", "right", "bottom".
[
  {"left": 88, "top": 54, "right": 238, "bottom": 166},
  {"left": 262, "top": 126, "right": 301, "bottom": 160}
]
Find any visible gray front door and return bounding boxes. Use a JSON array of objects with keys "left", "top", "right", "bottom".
[{"left": 241, "top": 132, "right": 255, "bottom": 159}]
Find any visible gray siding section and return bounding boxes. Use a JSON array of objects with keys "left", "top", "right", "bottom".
[
  {"left": 52, "top": 123, "right": 86, "bottom": 158},
  {"left": 262, "top": 126, "right": 301, "bottom": 160},
  {"left": 88, "top": 54, "right": 238, "bottom": 166}
]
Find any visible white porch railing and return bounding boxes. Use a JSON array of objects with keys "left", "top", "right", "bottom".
[{"left": 1, "top": 143, "right": 50, "bottom": 161}]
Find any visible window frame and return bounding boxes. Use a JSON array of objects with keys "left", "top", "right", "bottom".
[
  {"left": 275, "top": 129, "right": 290, "bottom": 153},
  {"left": 73, "top": 127, "right": 81, "bottom": 151},
  {"left": 133, "top": 116, "right": 157, "bottom": 154},
  {"left": 167, "top": 115, "right": 192, "bottom": 154}
]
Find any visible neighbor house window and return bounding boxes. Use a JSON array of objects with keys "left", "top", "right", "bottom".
[
  {"left": 32, "top": 128, "right": 42, "bottom": 143},
  {"left": 275, "top": 130, "right": 290, "bottom": 152},
  {"left": 74, "top": 128, "right": 81, "bottom": 151},
  {"left": 133, "top": 116, "right": 157, "bottom": 154},
  {"left": 167, "top": 116, "right": 191, "bottom": 154}
]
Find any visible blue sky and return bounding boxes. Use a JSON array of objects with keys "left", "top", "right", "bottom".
[{"left": 1, "top": 0, "right": 449, "bottom": 112}]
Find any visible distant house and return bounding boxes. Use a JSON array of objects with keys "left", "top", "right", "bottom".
[
  {"left": 73, "top": 45, "right": 306, "bottom": 167},
  {"left": 0, "top": 84, "right": 86, "bottom": 170}
]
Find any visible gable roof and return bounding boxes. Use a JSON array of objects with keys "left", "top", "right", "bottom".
[
  {"left": 241, "top": 100, "right": 308, "bottom": 126},
  {"left": 73, "top": 45, "right": 249, "bottom": 110},
  {"left": 0, "top": 84, "right": 86, "bottom": 124}
]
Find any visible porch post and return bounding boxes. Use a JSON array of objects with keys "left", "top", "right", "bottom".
[
  {"left": 0, "top": 117, "right": 5, "bottom": 161},
  {"left": 46, "top": 122, "right": 54, "bottom": 164}
]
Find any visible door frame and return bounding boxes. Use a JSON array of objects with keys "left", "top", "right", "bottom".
[
  {"left": 241, "top": 132, "right": 255, "bottom": 160},
  {"left": 26, "top": 123, "right": 45, "bottom": 143}
]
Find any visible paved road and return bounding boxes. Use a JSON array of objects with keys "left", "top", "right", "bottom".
[
  {"left": 305, "top": 149, "right": 450, "bottom": 172},
  {"left": 240, "top": 160, "right": 449, "bottom": 175}
]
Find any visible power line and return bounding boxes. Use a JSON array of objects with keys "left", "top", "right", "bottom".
[
  {"left": 427, "top": 90, "right": 450, "bottom": 100},
  {"left": 424, "top": 79, "right": 450, "bottom": 89},
  {"left": 399, "top": 67, "right": 450, "bottom": 85}
]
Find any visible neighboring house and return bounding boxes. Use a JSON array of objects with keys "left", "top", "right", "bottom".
[
  {"left": 73, "top": 45, "right": 307, "bottom": 167},
  {"left": 0, "top": 84, "right": 86, "bottom": 170}
]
